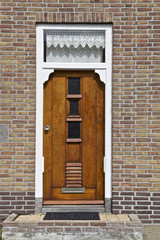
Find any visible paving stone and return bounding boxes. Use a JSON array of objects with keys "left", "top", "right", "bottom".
[
  {"left": 15, "top": 215, "right": 42, "bottom": 222},
  {"left": 117, "top": 214, "right": 130, "bottom": 222},
  {"left": 106, "top": 214, "right": 119, "bottom": 222}
]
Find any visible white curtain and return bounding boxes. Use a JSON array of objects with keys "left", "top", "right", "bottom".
[{"left": 45, "top": 32, "right": 105, "bottom": 63}]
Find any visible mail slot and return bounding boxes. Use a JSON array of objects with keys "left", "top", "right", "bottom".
[{"left": 62, "top": 187, "right": 85, "bottom": 194}]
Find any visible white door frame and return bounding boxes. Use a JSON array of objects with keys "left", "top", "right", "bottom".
[{"left": 36, "top": 24, "right": 112, "bottom": 207}]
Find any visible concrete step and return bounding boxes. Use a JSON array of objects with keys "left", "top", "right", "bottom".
[{"left": 2, "top": 213, "right": 143, "bottom": 240}]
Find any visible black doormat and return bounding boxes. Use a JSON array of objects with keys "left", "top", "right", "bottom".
[{"left": 43, "top": 212, "right": 100, "bottom": 220}]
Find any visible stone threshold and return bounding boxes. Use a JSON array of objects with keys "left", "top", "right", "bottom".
[
  {"left": 2, "top": 213, "right": 143, "bottom": 240},
  {"left": 42, "top": 204, "right": 106, "bottom": 213}
]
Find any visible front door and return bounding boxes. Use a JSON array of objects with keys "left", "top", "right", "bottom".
[{"left": 43, "top": 71, "right": 104, "bottom": 204}]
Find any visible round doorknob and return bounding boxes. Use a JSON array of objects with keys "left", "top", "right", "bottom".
[{"left": 44, "top": 125, "right": 50, "bottom": 131}]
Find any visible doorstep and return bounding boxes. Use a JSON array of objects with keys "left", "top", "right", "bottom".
[{"left": 2, "top": 213, "right": 143, "bottom": 240}]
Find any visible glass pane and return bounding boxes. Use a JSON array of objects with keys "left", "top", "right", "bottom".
[
  {"left": 70, "top": 100, "right": 79, "bottom": 115},
  {"left": 68, "top": 122, "right": 80, "bottom": 138},
  {"left": 68, "top": 78, "right": 80, "bottom": 95},
  {"left": 45, "top": 45, "right": 105, "bottom": 63}
]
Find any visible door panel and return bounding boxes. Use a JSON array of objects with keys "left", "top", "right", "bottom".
[
  {"left": 66, "top": 144, "right": 80, "bottom": 162},
  {"left": 52, "top": 188, "right": 96, "bottom": 200},
  {"left": 43, "top": 71, "right": 104, "bottom": 204}
]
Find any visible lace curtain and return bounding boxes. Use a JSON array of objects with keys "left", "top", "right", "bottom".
[{"left": 45, "top": 32, "right": 105, "bottom": 63}]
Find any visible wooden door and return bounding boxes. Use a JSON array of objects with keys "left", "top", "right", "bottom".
[{"left": 43, "top": 71, "right": 105, "bottom": 205}]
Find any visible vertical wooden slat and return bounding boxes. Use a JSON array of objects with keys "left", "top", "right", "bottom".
[
  {"left": 96, "top": 74, "right": 105, "bottom": 200},
  {"left": 43, "top": 168, "right": 52, "bottom": 200},
  {"left": 43, "top": 77, "right": 53, "bottom": 200},
  {"left": 82, "top": 76, "right": 97, "bottom": 188},
  {"left": 52, "top": 76, "right": 66, "bottom": 188}
]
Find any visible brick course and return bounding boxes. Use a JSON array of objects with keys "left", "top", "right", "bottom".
[{"left": 0, "top": 0, "right": 160, "bottom": 224}]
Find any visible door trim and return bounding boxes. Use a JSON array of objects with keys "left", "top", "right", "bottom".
[{"left": 36, "top": 24, "right": 112, "bottom": 210}]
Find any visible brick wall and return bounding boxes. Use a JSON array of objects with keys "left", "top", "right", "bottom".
[{"left": 0, "top": 0, "right": 160, "bottom": 223}]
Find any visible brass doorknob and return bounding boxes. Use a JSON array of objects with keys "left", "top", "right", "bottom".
[{"left": 44, "top": 125, "right": 50, "bottom": 131}]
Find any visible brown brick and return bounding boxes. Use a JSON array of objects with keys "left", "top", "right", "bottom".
[{"left": 0, "top": 0, "right": 160, "bottom": 225}]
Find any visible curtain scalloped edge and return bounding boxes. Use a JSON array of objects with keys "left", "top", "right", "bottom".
[{"left": 46, "top": 33, "right": 105, "bottom": 49}]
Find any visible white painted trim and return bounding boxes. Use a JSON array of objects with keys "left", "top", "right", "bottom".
[
  {"left": 95, "top": 69, "right": 106, "bottom": 84},
  {"left": 36, "top": 24, "right": 112, "bottom": 200},
  {"left": 36, "top": 27, "right": 43, "bottom": 198},
  {"left": 42, "top": 62, "right": 106, "bottom": 70},
  {"left": 42, "top": 69, "right": 54, "bottom": 84},
  {"left": 105, "top": 25, "right": 112, "bottom": 199}
]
